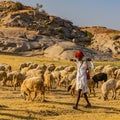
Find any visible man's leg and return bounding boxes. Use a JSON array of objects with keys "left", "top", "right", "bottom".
[
  {"left": 73, "top": 89, "right": 82, "bottom": 109},
  {"left": 84, "top": 93, "right": 91, "bottom": 107}
]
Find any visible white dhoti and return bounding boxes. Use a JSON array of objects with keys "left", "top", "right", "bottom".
[{"left": 75, "top": 60, "right": 91, "bottom": 93}]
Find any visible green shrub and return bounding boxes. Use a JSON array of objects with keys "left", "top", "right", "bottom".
[{"left": 84, "top": 31, "right": 93, "bottom": 42}]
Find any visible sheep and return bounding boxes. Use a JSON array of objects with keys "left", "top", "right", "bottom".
[
  {"left": 101, "top": 79, "right": 116, "bottom": 100},
  {"left": 20, "top": 67, "right": 30, "bottom": 75},
  {"left": 59, "top": 75, "right": 68, "bottom": 88},
  {"left": 28, "top": 63, "right": 38, "bottom": 69},
  {"left": 19, "top": 63, "right": 28, "bottom": 71},
  {"left": 115, "top": 80, "right": 120, "bottom": 96},
  {"left": 87, "top": 79, "right": 96, "bottom": 97},
  {"left": 67, "top": 79, "right": 76, "bottom": 96},
  {"left": 0, "top": 71, "right": 7, "bottom": 86},
  {"left": 36, "top": 64, "right": 47, "bottom": 71},
  {"left": 44, "top": 70, "right": 54, "bottom": 91},
  {"left": 94, "top": 65, "right": 104, "bottom": 73},
  {"left": 54, "top": 65, "right": 67, "bottom": 71},
  {"left": 21, "top": 77, "right": 45, "bottom": 102},
  {"left": 47, "top": 64, "right": 56, "bottom": 72},
  {"left": 59, "top": 70, "right": 77, "bottom": 88},
  {"left": 1, "top": 63, "right": 12, "bottom": 73},
  {"left": 0, "top": 65, "right": 5, "bottom": 71},
  {"left": 92, "top": 72, "right": 107, "bottom": 88},
  {"left": 12, "top": 72, "right": 26, "bottom": 90},
  {"left": 6, "top": 71, "right": 18, "bottom": 86},
  {"left": 26, "top": 69, "right": 44, "bottom": 79},
  {"left": 113, "top": 69, "right": 120, "bottom": 79},
  {"left": 51, "top": 70, "right": 61, "bottom": 87},
  {"left": 43, "top": 64, "right": 56, "bottom": 91},
  {"left": 102, "top": 66, "right": 118, "bottom": 78},
  {"left": 64, "top": 66, "right": 76, "bottom": 73},
  {"left": 67, "top": 78, "right": 96, "bottom": 97},
  {"left": 19, "top": 62, "right": 34, "bottom": 71}
]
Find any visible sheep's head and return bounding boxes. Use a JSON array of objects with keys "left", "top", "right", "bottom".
[{"left": 21, "top": 92, "right": 28, "bottom": 100}]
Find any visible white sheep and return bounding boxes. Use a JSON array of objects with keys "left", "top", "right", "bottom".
[
  {"left": 54, "top": 65, "right": 67, "bottom": 71},
  {"left": 26, "top": 69, "right": 45, "bottom": 80},
  {"left": 102, "top": 66, "right": 118, "bottom": 78},
  {"left": 21, "top": 76, "right": 45, "bottom": 102},
  {"left": 94, "top": 65, "right": 104, "bottom": 73},
  {"left": 51, "top": 70, "right": 61, "bottom": 87},
  {"left": 101, "top": 79, "right": 116, "bottom": 100}
]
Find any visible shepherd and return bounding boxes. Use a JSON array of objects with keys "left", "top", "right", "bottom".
[{"left": 70, "top": 50, "right": 94, "bottom": 109}]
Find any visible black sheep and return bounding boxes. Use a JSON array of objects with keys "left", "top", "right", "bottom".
[{"left": 92, "top": 73, "right": 107, "bottom": 88}]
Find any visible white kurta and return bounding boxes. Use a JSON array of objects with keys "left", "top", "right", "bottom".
[{"left": 76, "top": 60, "right": 94, "bottom": 93}]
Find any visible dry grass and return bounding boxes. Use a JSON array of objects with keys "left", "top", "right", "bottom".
[{"left": 0, "top": 54, "right": 120, "bottom": 120}]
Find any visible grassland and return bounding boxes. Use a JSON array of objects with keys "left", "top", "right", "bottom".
[{"left": 0, "top": 54, "right": 120, "bottom": 120}]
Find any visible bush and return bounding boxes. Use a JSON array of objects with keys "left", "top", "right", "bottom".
[
  {"left": 84, "top": 31, "right": 93, "bottom": 42},
  {"left": 10, "top": 2, "right": 24, "bottom": 11},
  {"left": 56, "top": 27, "right": 64, "bottom": 33},
  {"left": 113, "top": 35, "right": 120, "bottom": 40}
]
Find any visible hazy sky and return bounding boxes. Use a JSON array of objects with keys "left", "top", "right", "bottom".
[{"left": 13, "top": 0, "right": 120, "bottom": 30}]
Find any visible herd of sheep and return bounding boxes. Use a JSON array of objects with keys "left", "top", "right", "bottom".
[{"left": 0, "top": 62, "right": 120, "bottom": 102}]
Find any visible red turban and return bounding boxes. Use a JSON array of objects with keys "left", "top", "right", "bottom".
[{"left": 74, "top": 51, "right": 84, "bottom": 58}]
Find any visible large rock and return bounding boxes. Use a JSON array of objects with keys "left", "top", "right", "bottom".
[{"left": 44, "top": 41, "right": 114, "bottom": 61}]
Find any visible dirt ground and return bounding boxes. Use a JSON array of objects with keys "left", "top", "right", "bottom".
[{"left": 0, "top": 85, "right": 120, "bottom": 120}]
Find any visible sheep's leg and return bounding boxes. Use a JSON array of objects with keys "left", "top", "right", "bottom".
[
  {"left": 112, "top": 89, "right": 116, "bottom": 99},
  {"left": 93, "top": 88, "right": 96, "bottom": 96},
  {"left": 88, "top": 88, "right": 91, "bottom": 97},
  {"left": 96, "top": 82, "right": 98, "bottom": 88},
  {"left": 13, "top": 84, "right": 16, "bottom": 91},
  {"left": 103, "top": 92, "right": 108, "bottom": 101},
  {"left": 41, "top": 92, "right": 45, "bottom": 102},
  {"left": 2, "top": 77, "right": 7, "bottom": 86},
  {"left": 32, "top": 92, "right": 37, "bottom": 101},
  {"left": 116, "top": 86, "right": 120, "bottom": 95},
  {"left": 40, "top": 86, "right": 45, "bottom": 102},
  {"left": 32, "top": 88, "right": 37, "bottom": 101},
  {"left": 27, "top": 90, "right": 32, "bottom": 101},
  {"left": 70, "top": 89, "right": 74, "bottom": 96}
]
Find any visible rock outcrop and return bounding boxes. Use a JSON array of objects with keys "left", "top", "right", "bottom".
[{"left": 0, "top": 1, "right": 119, "bottom": 61}]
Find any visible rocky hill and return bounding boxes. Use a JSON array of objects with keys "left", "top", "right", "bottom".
[
  {"left": 0, "top": 1, "right": 119, "bottom": 61},
  {"left": 80, "top": 26, "right": 120, "bottom": 58}
]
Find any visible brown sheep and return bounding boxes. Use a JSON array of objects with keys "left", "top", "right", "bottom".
[
  {"left": 0, "top": 71, "right": 7, "bottom": 86},
  {"left": 21, "top": 77, "right": 45, "bottom": 102},
  {"left": 0, "top": 64, "right": 12, "bottom": 73},
  {"left": 67, "top": 79, "right": 96, "bottom": 97},
  {"left": 114, "top": 69, "right": 120, "bottom": 79},
  {"left": 13, "top": 72, "right": 26, "bottom": 90},
  {"left": 44, "top": 70, "right": 54, "bottom": 91},
  {"left": 6, "top": 71, "right": 18, "bottom": 86}
]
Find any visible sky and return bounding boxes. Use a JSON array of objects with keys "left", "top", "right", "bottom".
[{"left": 13, "top": 0, "right": 120, "bottom": 30}]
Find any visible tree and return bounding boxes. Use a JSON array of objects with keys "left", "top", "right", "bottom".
[{"left": 35, "top": 3, "right": 43, "bottom": 11}]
